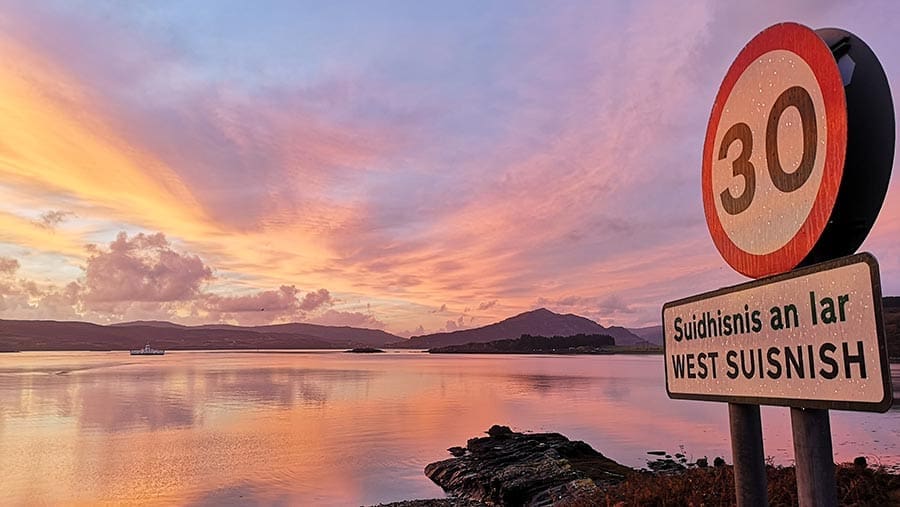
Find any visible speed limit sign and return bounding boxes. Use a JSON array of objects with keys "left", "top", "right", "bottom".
[{"left": 702, "top": 22, "right": 894, "bottom": 278}]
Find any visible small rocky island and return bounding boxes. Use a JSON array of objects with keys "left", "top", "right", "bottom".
[
  {"left": 428, "top": 334, "right": 616, "bottom": 354},
  {"left": 346, "top": 347, "right": 385, "bottom": 353},
  {"left": 425, "top": 425, "right": 631, "bottom": 505}
]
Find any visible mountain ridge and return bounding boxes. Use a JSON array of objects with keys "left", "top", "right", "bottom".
[
  {"left": 393, "top": 308, "right": 648, "bottom": 349},
  {"left": 0, "top": 319, "right": 398, "bottom": 350}
]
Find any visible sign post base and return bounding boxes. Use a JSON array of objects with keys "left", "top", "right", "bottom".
[
  {"left": 791, "top": 407, "right": 838, "bottom": 507},
  {"left": 728, "top": 403, "right": 768, "bottom": 506}
]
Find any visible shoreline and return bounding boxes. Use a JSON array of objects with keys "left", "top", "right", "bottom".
[{"left": 373, "top": 426, "right": 900, "bottom": 506}]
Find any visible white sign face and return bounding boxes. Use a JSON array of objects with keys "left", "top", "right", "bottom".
[
  {"left": 712, "top": 49, "right": 828, "bottom": 255},
  {"left": 663, "top": 253, "right": 891, "bottom": 412}
]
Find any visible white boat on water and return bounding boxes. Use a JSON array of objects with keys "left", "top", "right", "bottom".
[{"left": 130, "top": 344, "right": 165, "bottom": 355}]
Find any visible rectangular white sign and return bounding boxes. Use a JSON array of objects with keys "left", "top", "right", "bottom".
[{"left": 663, "top": 253, "right": 892, "bottom": 412}]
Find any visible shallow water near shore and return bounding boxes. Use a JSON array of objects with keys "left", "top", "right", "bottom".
[{"left": 0, "top": 351, "right": 897, "bottom": 505}]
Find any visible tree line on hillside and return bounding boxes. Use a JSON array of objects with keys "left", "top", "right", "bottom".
[{"left": 428, "top": 333, "right": 616, "bottom": 354}]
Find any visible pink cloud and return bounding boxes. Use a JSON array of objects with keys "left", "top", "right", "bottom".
[
  {"left": 0, "top": 257, "right": 19, "bottom": 276},
  {"left": 535, "top": 294, "right": 637, "bottom": 325},
  {"left": 443, "top": 315, "right": 468, "bottom": 332},
  {"left": 203, "top": 285, "right": 302, "bottom": 314},
  {"left": 299, "top": 288, "right": 334, "bottom": 312},
  {"left": 0, "top": 277, "right": 82, "bottom": 320},
  {"left": 0, "top": 229, "right": 357, "bottom": 325},
  {"left": 34, "top": 210, "right": 74, "bottom": 230},
  {"left": 477, "top": 300, "right": 498, "bottom": 311},
  {"left": 200, "top": 286, "right": 335, "bottom": 325},
  {"left": 307, "top": 309, "right": 385, "bottom": 329},
  {"left": 83, "top": 232, "right": 213, "bottom": 304}
]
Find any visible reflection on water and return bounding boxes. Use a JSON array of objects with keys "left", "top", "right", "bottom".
[{"left": 0, "top": 352, "right": 897, "bottom": 505}]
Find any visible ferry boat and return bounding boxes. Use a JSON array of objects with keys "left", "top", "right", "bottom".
[{"left": 130, "top": 344, "right": 165, "bottom": 355}]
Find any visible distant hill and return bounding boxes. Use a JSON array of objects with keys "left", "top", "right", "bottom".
[
  {"left": 111, "top": 320, "right": 188, "bottom": 329},
  {"left": 0, "top": 319, "right": 402, "bottom": 351},
  {"left": 194, "top": 322, "right": 397, "bottom": 347},
  {"left": 394, "top": 308, "right": 648, "bottom": 349},
  {"left": 627, "top": 325, "right": 663, "bottom": 346}
]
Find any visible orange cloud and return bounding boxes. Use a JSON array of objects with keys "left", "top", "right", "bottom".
[{"left": 0, "top": 35, "right": 212, "bottom": 237}]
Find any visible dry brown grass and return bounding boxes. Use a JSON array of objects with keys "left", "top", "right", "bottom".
[{"left": 566, "top": 463, "right": 900, "bottom": 507}]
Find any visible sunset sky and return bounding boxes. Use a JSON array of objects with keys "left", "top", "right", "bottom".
[{"left": 0, "top": 1, "right": 898, "bottom": 336}]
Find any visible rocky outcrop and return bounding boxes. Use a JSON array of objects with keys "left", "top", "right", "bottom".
[{"left": 423, "top": 425, "right": 632, "bottom": 506}]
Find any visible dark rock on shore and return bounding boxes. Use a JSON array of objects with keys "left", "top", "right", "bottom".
[
  {"left": 423, "top": 425, "right": 632, "bottom": 506},
  {"left": 447, "top": 446, "right": 467, "bottom": 457},
  {"left": 346, "top": 347, "right": 385, "bottom": 353}
]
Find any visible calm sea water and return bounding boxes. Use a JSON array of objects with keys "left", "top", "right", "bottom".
[{"left": 0, "top": 351, "right": 897, "bottom": 505}]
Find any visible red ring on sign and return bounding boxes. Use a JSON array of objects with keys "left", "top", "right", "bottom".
[{"left": 702, "top": 22, "right": 847, "bottom": 279}]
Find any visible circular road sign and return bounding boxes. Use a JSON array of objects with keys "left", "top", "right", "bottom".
[{"left": 702, "top": 22, "right": 894, "bottom": 279}]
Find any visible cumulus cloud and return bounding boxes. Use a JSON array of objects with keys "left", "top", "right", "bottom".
[
  {"left": 35, "top": 210, "right": 74, "bottom": 229},
  {"left": 33, "top": 282, "right": 83, "bottom": 319},
  {"left": 537, "top": 295, "right": 586, "bottom": 307},
  {"left": 443, "top": 315, "right": 467, "bottom": 332},
  {"left": 0, "top": 232, "right": 351, "bottom": 326},
  {"left": 0, "top": 257, "right": 19, "bottom": 276},
  {"left": 477, "top": 300, "right": 497, "bottom": 311},
  {"left": 307, "top": 309, "right": 386, "bottom": 329},
  {"left": 397, "top": 324, "right": 427, "bottom": 338},
  {"left": 299, "top": 288, "right": 334, "bottom": 311},
  {"left": 82, "top": 232, "right": 213, "bottom": 304},
  {"left": 0, "top": 278, "right": 82, "bottom": 320},
  {"left": 536, "top": 293, "right": 635, "bottom": 316},
  {"left": 595, "top": 294, "right": 635, "bottom": 315},
  {"left": 198, "top": 285, "right": 336, "bottom": 325},
  {"left": 203, "top": 285, "right": 301, "bottom": 313},
  {"left": 430, "top": 303, "right": 447, "bottom": 314}
]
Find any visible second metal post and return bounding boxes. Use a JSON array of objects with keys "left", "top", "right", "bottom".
[
  {"left": 791, "top": 407, "right": 838, "bottom": 507},
  {"left": 728, "top": 402, "right": 768, "bottom": 506}
]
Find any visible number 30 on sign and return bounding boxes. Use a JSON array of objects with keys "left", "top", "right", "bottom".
[{"left": 702, "top": 23, "right": 894, "bottom": 278}]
